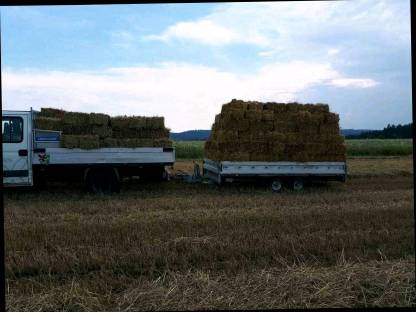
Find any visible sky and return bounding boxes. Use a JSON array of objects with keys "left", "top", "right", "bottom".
[{"left": 0, "top": 1, "right": 412, "bottom": 132}]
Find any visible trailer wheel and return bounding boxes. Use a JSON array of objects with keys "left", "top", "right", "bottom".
[
  {"left": 86, "top": 168, "right": 120, "bottom": 194},
  {"left": 293, "top": 178, "right": 304, "bottom": 191},
  {"left": 271, "top": 179, "right": 283, "bottom": 193}
]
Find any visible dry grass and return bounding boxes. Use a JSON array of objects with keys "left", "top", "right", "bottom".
[
  {"left": 4, "top": 157, "right": 415, "bottom": 310},
  {"left": 7, "top": 259, "right": 414, "bottom": 311}
]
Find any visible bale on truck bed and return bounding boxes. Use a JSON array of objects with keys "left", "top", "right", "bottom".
[
  {"left": 204, "top": 99, "right": 346, "bottom": 162},
  {"left": 34, "top": 116, "right": 63, "bottom": 131},
  {"left": 35, "top": 107, "right": 172, "bottom": 149},
  {"left": 61, "top": 134, "right": 100, "bottom": 149}
]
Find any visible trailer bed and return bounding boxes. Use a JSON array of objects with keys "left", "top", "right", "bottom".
[{"left": 203, "top": 159, "right": 346, "bottom": 184}]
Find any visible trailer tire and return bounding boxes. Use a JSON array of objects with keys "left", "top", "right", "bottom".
[
  {"left": 292, "top": 178, "right": 304, "bottom": 191},
  {"left": 85, "top": 168, "right": 120, "bottom": 194},
  {"left": 271, "top": 179, "right": 283, "bottom": 193}
]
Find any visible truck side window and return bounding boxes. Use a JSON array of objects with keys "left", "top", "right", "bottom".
[{"left": 2, "top": 117, "right": 23, "bottom": 143}]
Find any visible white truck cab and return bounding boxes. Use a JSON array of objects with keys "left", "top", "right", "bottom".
[{"left": 2, "top": 110, "right": 33, "bottom": 186}]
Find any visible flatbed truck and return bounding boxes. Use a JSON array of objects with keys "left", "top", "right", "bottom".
[{"left": 2, "top": 109, "right": 175, "bottom": 192}]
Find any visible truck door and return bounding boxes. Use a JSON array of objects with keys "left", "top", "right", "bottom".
[{"left": 2, "top": 113, "right": 33, "bottom": 186}]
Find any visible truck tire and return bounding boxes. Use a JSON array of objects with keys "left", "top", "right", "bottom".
[
  {"left": 271, "top": 179, "right": 282, "bottom": 192},
  {"left": 85, "top": 168, "right": 120, "bottom": 194},
  {"left": 292, "top": 178, "right": 304, "bottom": 191}
]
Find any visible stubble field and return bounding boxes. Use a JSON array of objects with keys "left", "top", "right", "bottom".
[{"left": 4, "top": 156, "right": 415, "bottom": 310}]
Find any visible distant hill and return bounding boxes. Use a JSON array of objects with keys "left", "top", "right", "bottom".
[
  {"left": 171, "top": 129, "right": 375, "bottom": 141},
  {"left": 346, "top": 123, "right": 412, "bottom": 139},
  {"left": 341, "top": 129, "right": 374, "bottom": 137},
  {"left": 170, "top": 130, "right": 211, "bottom": 141}
]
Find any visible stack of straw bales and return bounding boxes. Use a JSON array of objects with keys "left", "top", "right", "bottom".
[
  {"left": 204, "top": 99, "right": 346, "bottom": 162},
  {"left": 36, "top": 108, "right": 172, "bottom": 149}
]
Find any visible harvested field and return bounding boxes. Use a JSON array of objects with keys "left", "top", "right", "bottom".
[{"left": 4, "top": 157, "right": 415, "bottom": 310}]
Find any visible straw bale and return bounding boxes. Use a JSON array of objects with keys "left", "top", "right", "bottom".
[
  {"left": 273, "top": 120, "right": 295, "bottom": 132},
  {"left": 78, "top": 135, "right": 100, "bottom": 149},
  {"left": 91, "top": 125, "right": 112, "bottom": 138},
  {"left": 110, "top": 116, "right": 130, "bottom": 130},
  {"left": 111, "top": 128, "right": 170, "bottom": 139},
  {"left": 115, "top": 138, "right": 153, "bottom": 148},
  {"left": 262, "top": 110, "right": 274, "bottom": 121},
  {"left": 261, "top": 121, "right": 274, "bottom": 132},
  {"left": 63, "top": 112, "right": 90, "bottom": 125},
  {"left": 271, "top": 103, "right": 290, "bottom": 115},
  {"left": 128, "top": 117, "right": 147, "bottom": 129},
  {"left": 218, "top": 130, "right": 238, "bottom": 142},
  {"left": 325, "top": 113, "right": 340, "bottom": 124},
  {"left": 211, "top": 129, "right": 223, "bottom": 140},
  {"left": 247, "top": 102, "right": 263, "bottom": 111},
  {"left": 266, "top": 132, "right": 286, "bottom": 142},
  {"left": 205, "top": 100, "right": 345, "bottom": 162},
  {"left": 99, "top": 137, "right": 118, "bottom": 147},
  {"left": 237, "top": 130, "right": 251, "bottom": 141},
  {"left": 236, "top": 119, "right": 250, "bottom": 131},
  {"left": 214, "top": 114, "right": 222, "bottom": 124},
  {"left": 263, "top": 103, "right": 276, "bottom": 111},
  {"left": 227, "top": 99, "right": 248, "bottom": 111},
  {"left": 296, "top": 110, "right": 313, "bottom": 123},
  {"left": 61, "top": 135, "right": 79, "bottom": 149},
  {"left": 35, "top": 117, "right": 63, "bottom": 131},
  {"left": 89, "top": 113, "right": 110, "bottom": 126},
  {"left": 270, "top": 143, "right": 285, "bottom": 158},
  {"left": 40, "top": 107, "right": 66, "bottom": 119},
  {"left": 245, "top": 110, "right": 262, "bottom": 121},
  {"left": 250, "top": 131, "right": 265, "bottom": 141},
  {"left": 315, "top": 103, "right": 330, "bottom": 113},
  {"left": 146, "top": 117, "right": 165, "bottom": 129},
  {"left": 61, "top": 112, "right": 91, "bottom": 134},
  {"left": 153, "top": 138, "right": 173, "bottom": 148},
  {"left": 221, "top": 100, "right": 247, "bottom": 113}
]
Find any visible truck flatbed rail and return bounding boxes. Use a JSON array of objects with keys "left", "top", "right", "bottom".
[{"left": 32, "top": 147, "right": 175, "bottom": 166}]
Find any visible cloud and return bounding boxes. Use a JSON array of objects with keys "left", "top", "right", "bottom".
[
  {"left": 330, "top": 78, "right": 379, "bottom": 88},
  {"left": 145, "top": 0, "right": 410, "bottom": 51},
  {"left": 258, "top": 50, "right": 275, "bottom": 57},
  {"left": 145, "top": 19, "right": 269, "bottom": 46},
  {"left": 2, "top": 62, "right": 378, "bottom": 131},
  {"left": 327, "top": 48, "right": 339, "bottom": 56}
]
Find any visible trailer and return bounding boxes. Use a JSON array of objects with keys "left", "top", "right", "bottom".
[
  {"left": 203, "top": 158, "right": 346, "bottom": 192},
  {"left": 2, "top": 109, "right": 175, "bottom": 192}
]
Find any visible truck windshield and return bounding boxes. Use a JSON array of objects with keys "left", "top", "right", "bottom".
[{"left": 2, "top": 117, "right": 23, "bottom": 143}]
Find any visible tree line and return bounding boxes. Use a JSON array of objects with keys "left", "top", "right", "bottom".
[{"left": 346, "top": 123, "right": 413, "bottom": 139}]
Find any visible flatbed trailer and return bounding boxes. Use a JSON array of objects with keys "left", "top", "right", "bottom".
[
  {"left": 2, "top": 109, "right": 175, "bottom": 192},
  {"left": 203, "top": 158, "right": 346, "bottom": 191}
]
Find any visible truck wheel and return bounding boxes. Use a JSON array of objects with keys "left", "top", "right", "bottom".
[
  {"left": 293, "top": 178, "right": 304, "bottom": 191},
  {"left": 271, "top": 179, "right": 282, "bottom": 193},
  {"left": 86, "top": 168, "right": 120, "bottom": 194}
]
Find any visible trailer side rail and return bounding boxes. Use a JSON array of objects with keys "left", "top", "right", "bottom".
[{"left": 203, "top": 158, "right": 346, "bottom": 184}]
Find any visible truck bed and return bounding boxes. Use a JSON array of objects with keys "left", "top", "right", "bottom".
[
  {"left": 203, "top": 158, "right": 347, "bottom": 184},
  {"left": 33, "top": 147, "right": 175, "bottom": 166},
  {"left": 32, "top": 129, "right": 175, "bottom": 166}
]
